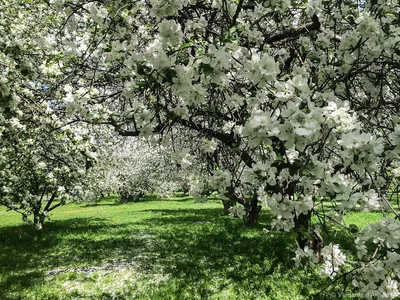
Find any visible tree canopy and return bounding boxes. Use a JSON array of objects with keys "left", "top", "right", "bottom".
[{"left": 1, "top": 0, "right": 400, "bottom": 297}]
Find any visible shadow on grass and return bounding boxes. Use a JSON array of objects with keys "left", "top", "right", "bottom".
[
  {"left": 133, "top": 194, "right": 195, "bottom": 203},
  {"left": 136, "top": 207, "right": 274, "bottom": 229},
  {"left": 0, "top": 207, "right": 325, "bottom": 299},
  {"left": 82, "top": 194, "right": 197, "bottom": 208}
]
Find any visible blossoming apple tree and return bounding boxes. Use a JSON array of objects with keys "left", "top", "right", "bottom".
[
  {"left": 0, "top": 1, "right": 97, "bottom": 228},
  {"left": 83, "top": 137, "right": 198, "bottom": 202},
  {"left": 4, "top": 0, "right": 400, "bottom": 297}
]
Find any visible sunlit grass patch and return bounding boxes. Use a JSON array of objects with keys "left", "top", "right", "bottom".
[{"left": 0, "top": 195, "right": 390, "bottom": 299}]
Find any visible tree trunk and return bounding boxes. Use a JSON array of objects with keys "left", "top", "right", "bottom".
[
  {"left": 284, "top": 181, "right": 312, "bottom": 248},
  {"left": 294, "top": 212, "right": 311, "bottom": 249},
  {"left": 181, "top": 185, "right": 190, "bottom": 196},
  {"left": 246, "top": 193, "right": 261, "bottom": 226},
  {"left": 136, "top": 191, "right": 145, "bottom": 199},
  {"left": 222, "top": 199, "right": 232, "bottom": 213},
  {"left": 33, "top": 211, "right": 45, "bottom": 230},
  {"left": 246, "top": 206, "right": 261, "bottom": 225},
  {"left": 120, "top": 193, "right": 133, "bottom": 203}
]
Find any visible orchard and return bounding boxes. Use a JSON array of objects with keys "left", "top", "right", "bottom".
[{"left": 1, "top": 0, "right": 400, "bottom": 298}]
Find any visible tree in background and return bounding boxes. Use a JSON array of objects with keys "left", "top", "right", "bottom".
[
  {"left": 0, "top": 114, "right": 96, "bottom": 229},
  {"left": 0, "top": 1, "right": 97, "bottom": 228},
  {"left": 82, "top": 135, "right": 206, "bottom": 203}
]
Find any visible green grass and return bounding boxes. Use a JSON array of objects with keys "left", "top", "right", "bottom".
[{"left": 0, "top": 195, "right": 388, "bottom": 299}]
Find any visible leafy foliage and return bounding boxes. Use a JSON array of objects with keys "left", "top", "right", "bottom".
[{"left": 1, "top": 0, "right": 400, "bottom": 296}]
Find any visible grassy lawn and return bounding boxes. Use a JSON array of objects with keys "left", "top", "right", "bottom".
[{"left": 0, "top": 195, "right": 386, "bottom": 299}]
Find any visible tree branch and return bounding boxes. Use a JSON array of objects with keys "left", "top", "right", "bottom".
[
  {"left": 264, "top": 14, "right": 341, "bottom": 44},
  {"left": 231, "top": 0, "right": 244, "bottom": 26}
]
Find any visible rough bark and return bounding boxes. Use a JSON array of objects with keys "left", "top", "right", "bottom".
[{"left": 246, "top": 193, "right": 261, "bottom": 226}]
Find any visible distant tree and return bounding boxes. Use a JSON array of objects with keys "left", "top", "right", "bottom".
[{"left": 82, "top": 137, "right": 203, "bottom": 203}]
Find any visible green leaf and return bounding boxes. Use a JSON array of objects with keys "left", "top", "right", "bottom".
[
  {"left": 289, "top": 164, "right": 300, "bottom": 176},
  {"left": 162, "top": 68, "right": 177, "bottom": 84},
  {"left": 179, "top": 41, "right": 194, "bottom": 50},
  {"left": 201, "top": 63, "right": 213, "bottom": 76},
  {"left": 20, "top": 68, "right": 30, "bottom": 76},
  {"left": 348, "top": 224, "right": 359, "bottom": 233},
  {"left": 104, "top": 44, "right": 112, "bottom": 52}
]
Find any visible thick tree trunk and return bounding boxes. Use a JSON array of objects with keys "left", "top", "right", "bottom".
[
  {"left": 246, "top": 193, "right": 261, "bottom": 226},
  {"left": 246, "top": 206, "right": 261, "bottom": 225}
]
